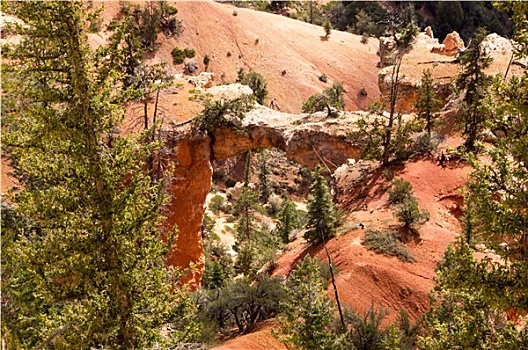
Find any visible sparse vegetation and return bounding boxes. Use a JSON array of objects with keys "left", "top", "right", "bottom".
[
  {"left": 388, "top": 179, "right": 429, "bottom": 235},
  {"left": 302, "top": 82, "right": 345, "bottom": 117},
  {"left": 171, "top": 46, "right": 195, "bottom": 65},
  {"left": 362, "top": 229, "right": 415, "bottom": 262},
  {"left": 323, "top": 20, "right": 332, "bottom": 38},
  {"left": 210, "top": 195, "right": 227, "bottom": 215},
  {"left": 395, "top": 197, "right": 430, "bottom": 235},
  {"left": 388, "top": 178, "right": 414, "bottom": 204},
  {"left": 359, "top": 87, "right": 368, "bottom": 96},
  {"left": 236, "top": 68, "right": 268, "bottom": 105},
  {"left": 203, "top": 54, "right": 210, "bottom": 71},
  {"left": 360, "top": 35, "right": 369, "bottom": 44},
  {"left": 184, "top": 47, "right": 196, "bottom": 58}
]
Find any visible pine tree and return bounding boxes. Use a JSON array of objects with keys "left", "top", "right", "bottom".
[
  {"left": 304, "top": 167, "right": 337, "bottom": 244},
  {"left": 277, "top": 198, "right": 300, "bottom": 243},
  {"left": 456, "top": 27, "right": 492, "bottom": 152},
  {"left": 233, "top": 151, "right": 260, "bottom": 276},
  {"left": 1, "top": 2, "right": 197, "bottom": 348},
  {"left": 420, "top": 6, "right": 528, "bottom": 347},
  {"left": 418, "top": 240, "right": 527, "bottom": 349},
  {"left": 275, "top": 256, "right": 348, "bottom": 350},
  {"left": 257, "top": 150, "right": 273, "bottom": 204},
  {"left": 415, "top": 70, "right": 441, "bottom": 137}
]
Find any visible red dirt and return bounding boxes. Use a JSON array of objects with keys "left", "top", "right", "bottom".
[
  {"left": 95, "top": 0, "right": 380, "bottom": 116},
  {"left": 211, "top": 320, "right": 287, "bottom": 350},
  {"left": 214, "top": 151, "right": 473, "bottom": 349},
  {"left": 273, "top": 153, "right": 472, "bottom": 323}
]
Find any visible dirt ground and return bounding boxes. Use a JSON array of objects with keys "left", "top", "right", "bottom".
[{"left": 92, "top": 0, "right": 380, "bottom": 116}]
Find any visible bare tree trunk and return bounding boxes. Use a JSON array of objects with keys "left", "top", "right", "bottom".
[
  {"left": 382, "top": 57, "right": 402, "bottom": 166},
  {"left": 322, "top": 231, "right": 345, "bottom": 329}
]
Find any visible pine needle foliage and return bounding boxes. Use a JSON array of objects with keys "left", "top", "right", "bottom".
[
  {"left": 1, "top": 2, "right": 197, "bottom": 348},
  {"left": 304, "top": 167, "right": 337, "bottom": 244},
  {"left": 456, "top": 27, "right": 493, "bottom": 152},
  {"left": 277, "top": 198, "right": 300, "bottom": 243},
  {"left": 415, "top": 70, "right": 441, "bottom": 136},
  {"left": 275, "top": 256, "right": 348, "bottom": 350}
]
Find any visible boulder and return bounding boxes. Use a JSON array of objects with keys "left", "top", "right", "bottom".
[
  {"left": 188, "top": 72, "right": 215, "bottom": 88},
  {"left": 424, "top": 26, "right": 434, "bottom": 39},
  {"left": 184, "top": 58, "right": 199, "bottom": 75},
  {"left": 442, "top": 31, "right": 465, "bottom": 56}
]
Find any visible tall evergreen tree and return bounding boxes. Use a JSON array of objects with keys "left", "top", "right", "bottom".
[
  {"left": 456, "top": 27, "right": 492, "bottom": 152},
  {"left": 1, "top": 2, "right": 197, "bottom": 348},
  {"left": 420, "top": 6, "right": 528, "bottom": 347},
  {"left": 277, "top": 198, "right": 300, "bottom": 244},
  {"left": 257, "top": 150, "right": 273, "bottom": 204},
  {"left": 415, "top": 70, "right": 441, "bottom": 137},
  {"left": 275, "top": 256, "right": 348, "bottom": 350},
  {"left": 233, "top": 151, "right": 260, "bottom": 277},
  {"left": 304, "top": 167, "right": 336, "bottom": 244}
]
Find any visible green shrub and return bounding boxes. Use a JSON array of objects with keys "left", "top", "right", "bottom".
[
  {"left": 323, "top": 20, "right": 332, "bottom": 37},
  {"left": 359, "top": 87, "right": 368, "bottom": 96},
  {"left": 412, "top": 133, "right": 442, "bottom": 157},
  {"left": 209, "top": 195, "right": 226, "bottom": 215},
  {"left": 184, "top": 48, "right": 195, "bottom": 58},
  {"left": 171, "top": 47, "right": 194, "bottom": 64},
  {"left": 395, "top": 198, "right": 430, "bottom": 233},
  {"left": 360, "top": 35, "right": 369, "bottom": 44},
  {"left": 171, "top": 47, "right": 185, "bottom": 64},
  {"left": 302, "top": 82, "right": 345, "bottom": 117},
  {"left": 362, "top": 229, "right": 415, "bottom": 262},
  {"left": 193, "top": 96, "right": 253, "bottom": 134},
  {"left": 344, "top": 303, "right": 389, "bottom": 350},
  {"left": 388, "top": 178, "right": 414, "bottom": 204},
  {"left": 236, "top": 69, "right": 268, "bottom": 105}
]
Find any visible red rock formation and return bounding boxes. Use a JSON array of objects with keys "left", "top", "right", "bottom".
[
  {"left": 379, "top": 31, "right": 522, "bottom": 114},
  {"left": 162, "top": 134, "right": 212, "bottom": 289},
  {"left": 162, "top": 108, "right": 364, "bottom": 287}
]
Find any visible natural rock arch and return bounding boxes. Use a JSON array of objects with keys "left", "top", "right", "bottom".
[{"left": 161, "top": 106, "right": 366, "bottom": 287}]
